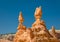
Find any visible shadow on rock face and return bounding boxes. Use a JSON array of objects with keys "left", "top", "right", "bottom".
[{"left": 7, "top": 35, "right": 14, "bottom": 41}]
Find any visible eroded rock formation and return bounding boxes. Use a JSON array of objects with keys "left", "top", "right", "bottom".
[{"left": 13, "top": 6, "right": 59, "bottom": 42}]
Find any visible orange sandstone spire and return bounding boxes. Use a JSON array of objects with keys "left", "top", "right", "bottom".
[
  {"left": 51, "top": 26, "right": 56, "bottom": 34},
  {"left": 19, "top": 12, "right": 24, "bottom": 24},
  {"left": 34, "top": 6, "right": 42, "bottom": 20},
  {"left": 17, "top": 11, "right": 26, "bottom": 30},
  {"left": 32, "top": 6, "right": 45, "bottom": 29},
  {"left": 32, "top": 6, "right": 52, "bottom": 38},
  {"left": 51, "top": 26, "right": 57, "bottom": 38},
  {"left": 14, "top": 12, "right": 26, "bottom": 42}
]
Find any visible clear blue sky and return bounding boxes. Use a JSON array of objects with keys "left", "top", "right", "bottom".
[{"left": 0, "top": 0, "right": 60, "bottom": 34}]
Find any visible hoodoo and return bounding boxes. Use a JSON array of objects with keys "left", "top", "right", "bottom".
[{"left": 14, "top": 6, "right": 59, "bottom": 42}]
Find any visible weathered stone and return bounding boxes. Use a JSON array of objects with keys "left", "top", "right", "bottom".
[{"left": 13, "top": 6, "right": 59, "bottom": 42}]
